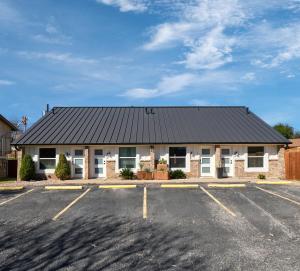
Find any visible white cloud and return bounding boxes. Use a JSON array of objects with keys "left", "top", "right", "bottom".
[
  {"left": 189, "top": 99, "right": 213, "bottom": 106},
  {"left": 0, "top": 79, "right": 15, "bottom": 86},
  {"left": 143, "top": 0, "right": 245, "bottom": 70},
  {"left": 96, "top": 0, "right": 147, "bottom": 12},
  {"left": 0, "top": 1, "right": 21, "bottom": 24},
  {"left": 17, "top": 51, "right": 97, "bottom": 65},
  {"left": 242, "top": 72, "right": 256, "bottom": 81},
  {"left": 123, "top": 70, "right": 244, "bottom": 99}
]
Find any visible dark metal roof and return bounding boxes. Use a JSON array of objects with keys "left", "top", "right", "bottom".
[
  {"left": 0, "top": 114, "right": 17, "bottom": 131},
  {"left": 13, "top": 106, "right": 290, "bottom": 145}
]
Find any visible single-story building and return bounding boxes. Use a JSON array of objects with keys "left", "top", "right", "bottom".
[
  {"left": 288, "top": 139, "right": 300, "bottom": 149},
  {"left": 13, "top": 106, "right": 289, "bottom": 180}
]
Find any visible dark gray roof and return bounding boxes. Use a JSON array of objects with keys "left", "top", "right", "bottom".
[{"left": 14, "top": 106, "right": 289, "bottom": 145}]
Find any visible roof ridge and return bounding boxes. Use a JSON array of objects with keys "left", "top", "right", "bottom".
[{"left": 52, "top": 106, "right": 247, "bottom": 109}]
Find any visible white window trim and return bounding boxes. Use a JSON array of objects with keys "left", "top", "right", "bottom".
[
  {"left": 118, "top": 146, "right": 137, "bottom": 172},
  {"left": 168, "top": 146, "right": 187, "bottom": 172},
  {"left": 39, "top": 148, "right": 57, "bottom": 173},
  {"left": 245, "top": 146, "right": 269, "bottom": 172}
]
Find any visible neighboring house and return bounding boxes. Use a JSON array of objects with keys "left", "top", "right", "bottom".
[
  {"left": 288, "top": 139, "right": 300, "bottom": 149},
  {"left": 13, "top": 106, "right": 289, "bottom": 180},
  {"left": 0, "top": 114, "right": 18, "bottom": 178}
]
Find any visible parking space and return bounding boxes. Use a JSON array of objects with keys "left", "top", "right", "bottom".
[{"left": 0, "top": 184, "right": 300, "bottom": 270}]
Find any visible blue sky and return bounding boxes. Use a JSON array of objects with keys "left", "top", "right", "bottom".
[{"left": 1, "top": 0, "right": 300, "bottom": 130}]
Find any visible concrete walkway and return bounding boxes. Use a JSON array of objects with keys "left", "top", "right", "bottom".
[{"left": 0, "top": 177, "right": 297, "bottom": 187}]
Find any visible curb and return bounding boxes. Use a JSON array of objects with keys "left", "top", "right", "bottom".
[
  {"left": 255, "top": 181, "right": 293, "bottom": 185},
  {"left": 207, "top": 183, "right": 246, "bottom": 188},
  {"left": 99, "top": 185, "right": 137, "bottom": 189},
  {"left": 161, "top": 184, "right": 199, "bottom": 188}
]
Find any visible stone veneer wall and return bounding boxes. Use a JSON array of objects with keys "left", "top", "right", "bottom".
[
  {"left": 235, "top": 147, "right": 285, "bottom": 179},
  {"left": 139, "top": 161, "right": 151, "bottom": 170},
  {"left": 187, "top": 160, "right": 200, "bottom": 178},
  {"left": 106, "top": 160, "right": 118, "bottom": 178}
]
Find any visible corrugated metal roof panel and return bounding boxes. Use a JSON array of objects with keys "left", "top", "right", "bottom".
[{"left": 13, "top": 106, "right": 290, "bottom": 145}]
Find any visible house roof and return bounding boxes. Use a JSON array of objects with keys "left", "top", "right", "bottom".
[
  {"left": 0, "top": 114, "right": 17, "bottom": 131},
  {"left": 13, "top": 106, "right": 290, "bottom": 145},
  {"left": 289, "top": 138, "right": 300, "bottom": 148}
]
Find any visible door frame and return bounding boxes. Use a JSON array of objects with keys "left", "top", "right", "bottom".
[
  {"left": 93, "top": 149, "right": 106, "bottom": 178},
  {"left": 221, "top": 147, "right": 234, "bottom": 177}
]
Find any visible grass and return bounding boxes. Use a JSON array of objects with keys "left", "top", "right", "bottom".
[{"left": 0, "top": 178, "right": 17, "bottom": 183}]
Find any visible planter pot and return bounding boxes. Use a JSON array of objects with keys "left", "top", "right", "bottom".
[
  {"left": 157, "top": 164, "right": 168, "bottom": 171},
  {"left": 137, "top": 171, "right": 153, "bottom": 180},
  {"left": 154, "top": 171, "right": 169, "bottom": 180}
]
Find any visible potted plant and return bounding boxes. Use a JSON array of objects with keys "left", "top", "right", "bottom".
[
  {"left": 154, "top": 165, "right": 169, "bottom": 180},
  {"left": 157, "top": 158, "right": 168, "bottom": 171},
  {"left": 143, "top": 168, "right": 153, "bottom": 180},
  {"left": 137, "top": 162, "right": 145, "bottom": 180}
]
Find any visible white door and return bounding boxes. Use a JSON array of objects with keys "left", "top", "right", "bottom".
[
  {"left": 221, "top": 148, "right": 233, "bottom": 177},
  {"left": 201, "top": 148, "right": 213, "bottom": 177},
  {"left": 74, "top": 158, "right": 84, "bottom": 179},
  {"left": 94, "top": 149, "right": 106, "bottom": 178}
]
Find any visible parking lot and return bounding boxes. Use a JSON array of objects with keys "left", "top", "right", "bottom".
[{"left": 0, "top": 183, "right": 300, "bottom": 271}]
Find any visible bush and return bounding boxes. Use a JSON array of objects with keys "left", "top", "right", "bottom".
[
  {"left": 120, "top": 168, "right": 135, "bottom": 179},
  {"left": 55, "top": 154, "right": 71, "bottom": 180},
  {"left": 258, "top": 174, "right": 266, "bottom": 180},
  {"left": 169, "top": 169, "right": 186, "bottom": 179},
  {"left": 19, "top": 154, "right": 35, "bottom": 181}
]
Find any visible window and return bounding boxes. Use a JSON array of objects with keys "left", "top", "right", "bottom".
[
  {"left": 169, "top": 147, "right": 186, "bottom": 168},
  {"left": 74, "top": 149, "right": 84, "bottom": 156},
  {"left": 39, "top": 148, "right": 56, "bottom": 170},
  {"left": 202, "top": 149, "right": 211, "bottom": 155},
  {"left": 95, "top": 149, "right": 103, "bottom": 156},
  {"left": 119, "top": 147, "right": 136, "bottom": 169},
  {"left": 248, "top": 147, "right": 264, "bottom": 168},
  {"left": 221, "top": 149, "right": 230, "bottom": 155}
]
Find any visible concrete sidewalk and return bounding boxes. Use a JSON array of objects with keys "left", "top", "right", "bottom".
[{"left": 0, "top": 177, "right": 297, "bottom": 187}]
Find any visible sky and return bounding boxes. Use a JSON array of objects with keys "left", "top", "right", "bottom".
[{"left": 0, "top": 0, "right": 300, "bottom": 130}]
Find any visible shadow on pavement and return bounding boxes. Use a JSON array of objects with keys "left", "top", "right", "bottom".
[{"left": 0, "top": 215, "right": 210, "bottom": 271}]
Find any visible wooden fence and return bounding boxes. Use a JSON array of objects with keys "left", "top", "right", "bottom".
[{"left": 285, "top": 149, "right": 300, "bottom": 180}]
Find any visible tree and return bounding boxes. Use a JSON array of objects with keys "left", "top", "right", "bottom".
[
  {"left": 19, "top": 154, "right": 35, "bottom": 181},
  {"left": 273, "top": 123, "right": 294, "bottom": 139},
  {"left": 55, "top": 154, "right": 71, "bottom": 180},
  {"left": 294, "top": 131, "right": 300, "bottom": 138}
]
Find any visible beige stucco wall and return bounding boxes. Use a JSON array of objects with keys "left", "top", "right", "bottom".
[{"left": 21, "top": 144, "right": 285, "bottom": 180}]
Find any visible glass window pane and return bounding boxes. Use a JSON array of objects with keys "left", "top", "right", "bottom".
[
  {"left": 119, "top": 147, "right": 136, "bottom": 157},
  {"left": 221, "top": 149, "right": 230, "bottom": 155},
  {"left": 39, "top": 148, "right": 56, "bottom": 158},
  {"left": 248, "top": 157, "right": 264, "bottom": 168},
  {"left": 223, "top": 167, "right": 230, "bottom": 173},
  {"left": 95, "top": 168, "right": 103, "bottom": 174},
  {"left": 202, "top": 167, "right": 210, "bottom": 173},
  {"left": 75, "top": 168, "right": 83, "bottom": 174},
  {"left": 40, "top": 159, "right": 56, "bottom": 169},
  {"left": 95, "top": 149, "right": 103, "bottom": 156},
  {"left": 170, "top": 157, "right": 186, "bottom": 168},
  {"left": 119, "top": 158, "right": 136, "bottom": 168},
  {"left": 248, "top": 147, "right": 264, "bottom": 156},
  {"left": 75, "top": 150, "right": 84, "bottom": 156},
  {"left": 202, "top": 149, "right": 210, "bottom": 155},
  {"left": 95, "top": 158, "right": 103, "bottom": 165},
  {"left": 202, "top": 158, "right": 210, "bottom": 164},
  {"left": 222, "top": 158, "right": 230, "bottom": 164},
  {"left": 169, "top": 147, "right": 186, "bottom": 157},
  {"left": 74, "top": 159, "right": 83, "bottom": 166}
]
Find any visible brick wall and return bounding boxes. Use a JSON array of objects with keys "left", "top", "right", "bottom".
[
  {"left": 106, "top": 160, "right": 118, "bottom": 178},
  {"left": 187, "top": 160, "right": 200, "bottom": 177}
]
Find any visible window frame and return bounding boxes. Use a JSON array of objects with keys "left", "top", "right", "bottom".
[
  {"left": 246, "top": 146, "right": 267, "bottom": 172},
  {"left": 39, "top": 148, "right": 56, "bottom": 170},
  {"left": 200, "top": 147, "right": 213, "bottom": 176},
  {"left": 118, "top": 147, "right": 137, "bottom": 170},
  {"left": 169, "top": 146, "right": 187, "bottom": 170}
]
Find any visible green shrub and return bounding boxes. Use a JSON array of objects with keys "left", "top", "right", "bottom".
[
  {"left": 120, "top": 168, "right": 135, "bottom": 179},
  {"left": 144, "top": 168, "right": 151, "bottom": 173},
  {"left": 258, "top": 174, "right": 266, "bottom": 180},
  {"left": 55, "top": 154, "right": 71, "bottom": 180},
  {"left": 169, "top": 169, "right": 186, "bottom": 179},
  {"left": 19, "top": 154, "right": 35, "bottom": 181}
]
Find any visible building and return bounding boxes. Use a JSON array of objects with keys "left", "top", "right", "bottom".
[
  {"left": 13, "top": 106, "right": 289, "bottom": 180},
  {"left": 0, "top": 114, "right": 18, "bottom": 178},
  {"left": 288, "top": 139, "right": 300, "bottom": 149}
]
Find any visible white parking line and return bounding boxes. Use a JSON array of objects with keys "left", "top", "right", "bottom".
[
  {"left": 0, "top": 189, "right": 34, "bottom": 206},
  {"left": 143, "top": 187, "right": 147, "bottom": 219}
]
